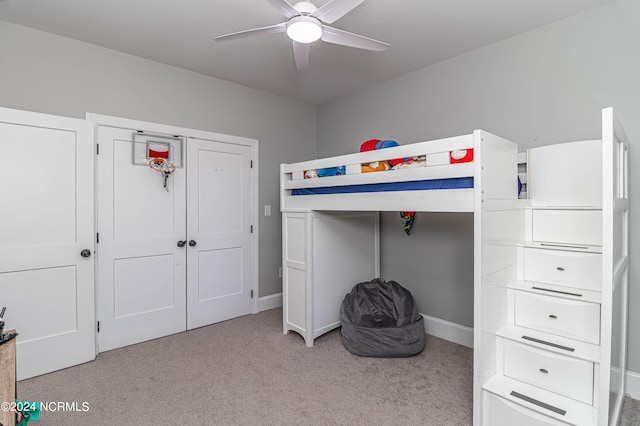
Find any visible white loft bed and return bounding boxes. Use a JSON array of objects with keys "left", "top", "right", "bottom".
[
  {"left": 280, "top": 108, "right": 629, "bottom": 426},
  {"left": 280, "top": 129, "right": 518, "bottom": 349}
]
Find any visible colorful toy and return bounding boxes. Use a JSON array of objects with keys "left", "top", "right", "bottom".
[
  {"left": 360, "top": 139, "right": 407, "bottom": 168},
  {"left": 400, "top": 211, "right": 415, "bottom": 235}
]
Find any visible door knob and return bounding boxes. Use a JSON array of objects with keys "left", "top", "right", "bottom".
[
  {"left": 80, "top": 249, "right": 91, "bottom": 258},
  {"left": 189, "top": 240, "right": 197, "bottom": 247},
  {"left": 177, "top": 240, "right": 187, "bottom": 247}
]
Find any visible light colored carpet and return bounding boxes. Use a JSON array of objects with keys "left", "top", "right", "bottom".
[
  {"left": 620, "top": 395, "right": 640, "bottom": 426},
  {"left": 18, "top": 308, "right": 472, "bottom": 425},
  {"left": 16, "top": 308, "right": 640, "bottom": 425}
]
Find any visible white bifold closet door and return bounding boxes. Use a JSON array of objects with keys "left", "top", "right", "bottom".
[
  {"left": 0, "top": 107, "right": 95, "bottom": 380},
  {"left": 186, "top": 138, "right": 253, "bottom": 329},
  {"left": 97, "top": 127, "right": 253, "bottom": 352}
]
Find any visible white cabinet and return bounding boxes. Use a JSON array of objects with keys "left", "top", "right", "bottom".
[
  {"left": 282, "top": 211, "right": 379, "bottom": 346},
  {"left": 478, "top": 109, "right": 630, "bottom": 426}
]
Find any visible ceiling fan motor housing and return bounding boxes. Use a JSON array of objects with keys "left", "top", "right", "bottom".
[{"left": 292, "top": 1, "right": 318, "bottom": 15}]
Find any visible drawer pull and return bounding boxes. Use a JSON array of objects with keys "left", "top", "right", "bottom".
[
  {"left": 540, "top": 243, "right": 589, "bottom": 250},
  {"left": 539, "top": 368, "right": 549, "bottom": 374},
  {"left": 510, "top": 391, "right": 567, "bottom": 416},
  {"left": 532, "top": 286, "right": 583, "bottom": 297},
  {"left": 549, "top": 314, "right": 558, "bottom": 319},
  {"left": 521, "top": 335, "right": 576, "bottom": 352},
  {"left": 556, "top": 266, "right": 565, "bottom": 271}
]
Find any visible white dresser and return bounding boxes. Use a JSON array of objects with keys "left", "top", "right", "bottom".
[{"left": 477, "top": 109, "right": 630, "bottom": 425}]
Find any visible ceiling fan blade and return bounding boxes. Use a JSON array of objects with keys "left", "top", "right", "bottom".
[
  {"left": 292, "top": 41, "right": 310, "bottom": 71},
  {"left": 311, "top": 0, "right": 366, "bottom": 24},
  {"left": 215, "top": 22, "right": 287, "bottom": 42},
  {"left": 267, "top": 0, "right": 300, "bottom": 19},
  {"left": 321, "top": 26, "right": 390, "bottom": 51}
]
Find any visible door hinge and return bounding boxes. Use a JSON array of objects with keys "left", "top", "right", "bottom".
[
  {"left": 96, "top": 233, "right": 100, "bottom": 244},
  {"left": 97, "top": 321, "right": 100, "bottom": 333},
  {"left": 96, "top": 144, "right": 99, "bottom": 155},
  {"left": 250, "top": 290, "right": 254, "bottom": 299},
  {"left": 250, "top": 160, "right": 253, "bottom": 168}
]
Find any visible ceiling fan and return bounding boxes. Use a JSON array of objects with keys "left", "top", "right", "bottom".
[{"left": 214, "top": 0, "right": 390, "bottom": 71}]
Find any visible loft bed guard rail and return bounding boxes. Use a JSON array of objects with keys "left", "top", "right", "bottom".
[{"left": 280, "top": 131, "right": 517, "bottom": 212}]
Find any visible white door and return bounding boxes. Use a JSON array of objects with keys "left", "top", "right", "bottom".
[
  {"left": 0, "top": 107, "right": 95, "bottom": 380},
  {"left": 186, "top": 138, "right": 254, "bottom": 329},
  {"left": 96, "top": 126, "right": 187, "bottom": 352}
]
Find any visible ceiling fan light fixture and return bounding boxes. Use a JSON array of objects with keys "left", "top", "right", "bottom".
[{"left": 287, "top": 16, "right": 322, "bottom": 43}]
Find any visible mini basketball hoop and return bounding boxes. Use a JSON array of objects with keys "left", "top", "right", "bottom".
[{"left": 148, "top": 158, "right": 176, "bottom": 191}]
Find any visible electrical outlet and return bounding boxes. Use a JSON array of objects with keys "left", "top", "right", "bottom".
[{"left": 264, "top": 205, "right": 271, "bottom": 216}]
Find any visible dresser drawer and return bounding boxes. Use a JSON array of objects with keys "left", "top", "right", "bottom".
[
  {"left": 524, "top": 248, "right": 602, "bottom": 291},
  {"left": 484, "top": 392, "right": 571, "bottom": 426},
  {"left": 503, "top": 340, "right": 594, "bottom": 404},
  {"left": 532, "top": 210, "right": 601, "bottom": 247},
  {"left": 515, "top": 291, "right": 600, "bottom": 344}
]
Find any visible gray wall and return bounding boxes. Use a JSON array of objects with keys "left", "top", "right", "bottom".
[
  {"left": 317, "top": 0, "right": 640, "bottom": 372},
  {"left": 0, "top": 20, "right": 317, "bottom": 298},
  {"left": 2, "top": 0, "right": 638, "bottom": 373}
]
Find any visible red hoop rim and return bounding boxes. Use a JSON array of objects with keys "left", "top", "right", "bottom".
[{"left": 148, "top": 157, "right": 176, "bottom": 174}]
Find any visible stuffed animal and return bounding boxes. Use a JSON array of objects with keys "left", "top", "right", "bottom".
[
  {"left": 304, "top": 169, "right": 318, "bottom": 179},
  {"left": 361, "top": 160, "right": 391, "bottom": 173},
  {"left": 360, "top": 139, "right": 407, "bottom": 168}
]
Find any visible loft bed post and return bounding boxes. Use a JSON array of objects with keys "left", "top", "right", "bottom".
[
  {"left": 598, "top": 107, "right": 630, "bottom": 425},
  {"left": 473, "top": 130, "right": 523, "bottom": 425}
]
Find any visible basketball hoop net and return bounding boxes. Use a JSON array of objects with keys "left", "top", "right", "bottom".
[{"left": 148, "top": 158, "right": 176, "bottom": 191}]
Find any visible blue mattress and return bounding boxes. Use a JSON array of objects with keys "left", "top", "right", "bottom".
[{"left": 292, "top": 177, "right": 473, "bottom": 195}]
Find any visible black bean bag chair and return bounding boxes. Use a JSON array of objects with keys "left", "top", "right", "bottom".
[{"left": 340, "top": 278, "right": 425, "bottom": 357}]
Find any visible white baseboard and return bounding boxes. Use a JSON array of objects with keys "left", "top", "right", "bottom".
[
  {"left": 257, "top": 292, "right": 282, "bottom": 312},
  {"left": 421, "top": 314, "right": 474, "bottom": 348},
  {"left": 626, "top": 370, "right": 640, "bottom": 399}
]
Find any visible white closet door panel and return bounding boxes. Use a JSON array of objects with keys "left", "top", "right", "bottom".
[
  {"left": 97, "top": 126, "right": 186, "bottom": 352},
  {"left": 196, "top": 149, "right": 243, "bottom": 233},
  {"left": 0, "top": 108, "right": 94, "bottom": 380},
  {"left": 2, "top": 126, "right": 76, "bottom": 247},
  {"left": 186, "top": 138, "right": 253, "bottom": 329},
  {"left": 197, "top": 248, "right": 242, "bottom": 300},
  {"left": 113, "top": 255, "right": 176, "bottom": 318},
  {"left": 112, "top": 139, "right": 176, "bottom": 240}
]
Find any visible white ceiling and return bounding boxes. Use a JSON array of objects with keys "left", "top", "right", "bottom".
[{"left": 0, "top": 0, "right": 614, "bottom": 104}]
